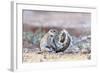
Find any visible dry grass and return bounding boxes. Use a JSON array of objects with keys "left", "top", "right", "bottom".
[{"left": 23, "top": 52, "right": 91, "bottom": 63}]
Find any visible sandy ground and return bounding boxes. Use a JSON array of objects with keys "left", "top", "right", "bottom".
[{"left": 23, "top": 52, "right": 91, "bottom": 63}]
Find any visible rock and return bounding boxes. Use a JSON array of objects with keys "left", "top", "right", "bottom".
[
  {"left": 54, "top": 29, "right": 71, "bottom": 53},
  {"left": 23, "top": 48, "right": 40, "bottom": 53},
  {"left": 23, "top": 48, "right": 29, "bottom": 53},
  {"left": 65, "top": 46, "right": 80, "bottom": 54}
]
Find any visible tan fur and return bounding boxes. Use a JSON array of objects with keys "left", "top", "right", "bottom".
[{"left": 40, "top": 29, "right": 57, "bottom": 52}]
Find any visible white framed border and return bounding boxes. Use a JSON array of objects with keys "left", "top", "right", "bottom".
[{"left": 11, "top": 1, "right": 97, "bottom": 72}]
